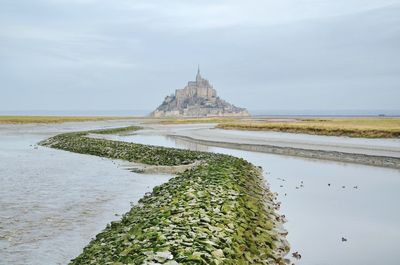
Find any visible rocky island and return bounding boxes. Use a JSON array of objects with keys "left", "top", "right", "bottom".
[{"left": 151, "top": 68, "right": 250, "bottom": 117}]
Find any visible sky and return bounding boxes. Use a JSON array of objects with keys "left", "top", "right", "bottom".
[{"left": 1, "top": 0, "right": 399, "bottom": 114}]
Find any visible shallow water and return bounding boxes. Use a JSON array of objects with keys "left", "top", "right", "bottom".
[
  {"left": 167, "top": 126, "right": 400, "bottom": 157},
  {"left": 0, "top": 122, "right": 171, "bottom": 265},
  {"left": 2, "top": 122, "right": 399, "bottom": 265},
  {"left": 114, "top": 133, "right": 400, "bottom": 265},
  {"left": 213, "top": 128, "right": 400, "bottom": 148}
]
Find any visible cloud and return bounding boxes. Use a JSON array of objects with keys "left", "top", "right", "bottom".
[{"left": 0, "top": 0, "right": 399, "bottom": 112}]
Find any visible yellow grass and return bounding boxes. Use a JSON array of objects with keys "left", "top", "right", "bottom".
[
  {"left": 216, "top": 118, "right": 400, "bottom": 138},
  {"left": 0, "top": 116, "right": 134, "bottom": 124}
]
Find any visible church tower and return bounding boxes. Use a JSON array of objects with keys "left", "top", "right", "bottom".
[{"left": 196, "top": 65, "right": 201, "bottom": 83}]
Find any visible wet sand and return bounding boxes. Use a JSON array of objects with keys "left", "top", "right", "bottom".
[{"left": 137, "top": 124, "right": 400, "bottom": 169}]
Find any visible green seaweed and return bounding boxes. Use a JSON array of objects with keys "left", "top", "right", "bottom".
[
  {"left": 40, "top": 126, "right": 289, "bottom": 265},
  {"left": 90, "top": 125, "right": 142, "bottom": 135}
]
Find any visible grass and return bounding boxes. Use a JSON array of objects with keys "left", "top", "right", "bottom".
[
  {"left": 0, "top": 116, "right": 134, "bottom": 124},
  {"left": 40, "top": 126, "right": 288, "bottom": 265},
  {"left": 216, "top": 118, "right": 400, "bottom": 138}
]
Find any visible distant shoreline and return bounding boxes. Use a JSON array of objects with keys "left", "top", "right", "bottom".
[
  {"left": 1, "top": 109, "right": 399, "bottom": 118},
  {"left": 172, "top": 135, "right": 400, "bottom": 170},
  {"left": 0, "top": 116, "right": 136, "bottom": 124}
]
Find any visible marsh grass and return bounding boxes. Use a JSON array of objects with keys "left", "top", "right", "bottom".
[
  {"left": 0, "top": 116, "right": 133, "bottom": 124},
  {"left": 216, "top": 118, "right": 400, "bottom": 138}
]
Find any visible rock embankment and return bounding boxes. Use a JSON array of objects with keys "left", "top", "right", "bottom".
[{"left": 40, "top": 126, "right": 289, "bottom": 265}]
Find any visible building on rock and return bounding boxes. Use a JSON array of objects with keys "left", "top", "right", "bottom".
[{"left": 151, "top": 67, "right": 250, "bottom": 117}]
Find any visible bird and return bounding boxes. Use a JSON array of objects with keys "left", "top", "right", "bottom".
[
  {"left": 292, "top": 251, "right": 302, "bottom": 260},
  {"left": 341, "top": 237, "right": 348, "bottom": 242},
  {"left": 328, "top": 183, "right": 331, "bottom": 186},
  {"left": 353, "top": 186, "right": 358, "bottom": 189}
]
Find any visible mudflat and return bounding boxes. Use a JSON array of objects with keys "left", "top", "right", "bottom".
[{"left": 137, "top": 123, "right": 400, "bottom": 168}]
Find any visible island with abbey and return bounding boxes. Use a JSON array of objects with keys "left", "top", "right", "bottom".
[{"left": 151, "top": 68, "right": 250, "bottom": 117}]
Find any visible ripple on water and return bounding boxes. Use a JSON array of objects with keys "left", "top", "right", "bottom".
[{"left": 0, "top": 123, "right": 171, "bottom": 265}]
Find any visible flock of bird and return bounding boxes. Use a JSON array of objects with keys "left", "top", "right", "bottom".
[{"left": 272, "top": 174, "right": 358, "bottom": 264}]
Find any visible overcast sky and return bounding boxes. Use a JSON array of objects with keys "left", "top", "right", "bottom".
[{"left": 1, "top": 0, "right": 399, "bottom": 114}]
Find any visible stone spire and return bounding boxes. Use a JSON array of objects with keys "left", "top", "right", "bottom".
[{"left": 196, "top": 65, "right": 201, "bottom": 82}]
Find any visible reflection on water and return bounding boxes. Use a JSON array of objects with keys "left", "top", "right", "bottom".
[
  {"left": 116, "top": 133, "right": 400, "bottom": 265},
  {"left": 104, "top": 134, "right": 211, "bottom": 152},
  {"left": 0, "top": 123, "right": 170, "bottom": 265},
  {"left": 173, "top": 137, "right": 210, "bottom": 152}
]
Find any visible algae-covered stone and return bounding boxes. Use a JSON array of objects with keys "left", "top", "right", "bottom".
[
  {"left": 164, "top": 261, "right": 179, "bottom": 265},
  {"left": 41, "top": 126, "right": 289, "bottom": 265},
  {"left": 211, "top": 249, "right": 224, "bottom": 258},
  {"left": 153, "top": 251, "right": 173, "bottom": 263}
]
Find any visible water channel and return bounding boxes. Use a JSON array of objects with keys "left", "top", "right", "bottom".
[
  {"left": 111, "top": 132, "right": 400, "bottom": 265},
  {"left": 1, "top": 123, "right": 399, "bottom": 265}
]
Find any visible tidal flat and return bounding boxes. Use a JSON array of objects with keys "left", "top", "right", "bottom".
[
  {"left": 216, "top": 117, "right": 400, "bottom": 138},
  {"left": 107, "top": 126, "right": 400, "bottom": 265},
  {"left": 40, "top": 126, "right": 289, "bottom": 264},
  {"left": 2, "top": 120, "right": 399, "bottom": 265},
  {"left": 147, "top": 116, "right": 400, "bottom": 138},
  {"left": 0, "top": 116, "right": 135, "bottom": 124},
  {"left": 0, "top": 121, "right": 170, "bottom": 265}
]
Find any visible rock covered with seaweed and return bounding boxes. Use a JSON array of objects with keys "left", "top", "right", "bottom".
[{"left": 40, "top": 126, "right": 289, "bottom": 264}]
